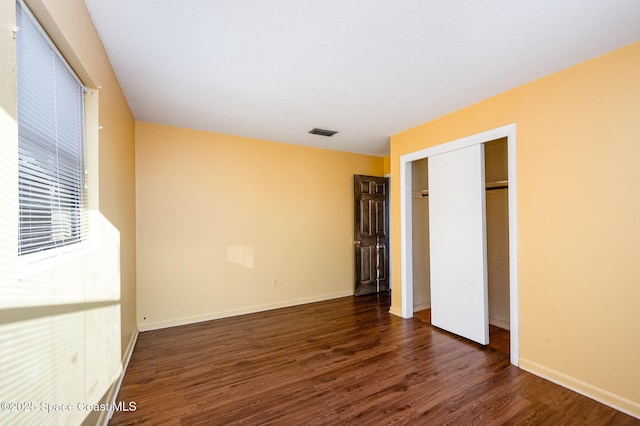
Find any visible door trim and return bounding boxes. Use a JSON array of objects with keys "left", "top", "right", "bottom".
[{"left": 399, "top": 123, "right": 519, "bottom": 366}]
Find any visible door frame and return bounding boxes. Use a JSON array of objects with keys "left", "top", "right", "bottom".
[{"left": 399, "top": 123, "right": 519, "bottom": 366}]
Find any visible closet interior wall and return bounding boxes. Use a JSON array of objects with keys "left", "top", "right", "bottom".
[
  {"left": 485, "top": 138, "right": 510, "bottom": 330},
  {"left": 412, "top": 158, "right": 430, "bottom": 312}
]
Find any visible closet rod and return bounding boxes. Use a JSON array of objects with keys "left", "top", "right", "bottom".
[
  {"left": 419, "top": 179, "right": 508, "bottom": 197},
  {"left": 486, "top": 179, "right": 509, "bottom": 191},
  {"left": 486, "top": 185, "right": 508, "bottom": 191}
]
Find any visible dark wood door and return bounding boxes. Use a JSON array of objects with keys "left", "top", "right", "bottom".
[{"left": 354, "top": 174, "right": 389, "bottom": 296}]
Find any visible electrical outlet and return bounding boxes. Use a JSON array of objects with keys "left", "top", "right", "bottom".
[{"left": 272, "top": 279, "right": 278, "bottom": 287}]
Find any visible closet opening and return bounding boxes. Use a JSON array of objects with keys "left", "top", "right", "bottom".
[{"left": 411, "top": 137, "right": 510, "bottom": 356}]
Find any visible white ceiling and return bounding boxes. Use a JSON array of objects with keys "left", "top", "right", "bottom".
[{"left": 84, "top": 1, "right": 640, "bottom": 156}]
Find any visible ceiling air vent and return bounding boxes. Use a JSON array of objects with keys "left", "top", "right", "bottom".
[{"left": 309, "top": 128, "right": 338, "bottom": 137}]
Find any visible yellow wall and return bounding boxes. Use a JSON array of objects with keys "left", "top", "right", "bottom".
[
  {"left": 0, "top": 0, "right": 136, "bottom": 424},
  {"left": 390, "top": 41, "right": 640, "bottom": 416},
  {"left": 136, "top": 122, "right": 384, "bottom": 330}
]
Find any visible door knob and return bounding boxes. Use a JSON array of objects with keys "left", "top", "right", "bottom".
[{"left": 354, "top": 240, "right": 361, "bottom": 245}]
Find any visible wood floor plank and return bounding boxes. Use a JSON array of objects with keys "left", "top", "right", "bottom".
[{"left": 109, "top": 295, "right": 639, "bottom": 425}]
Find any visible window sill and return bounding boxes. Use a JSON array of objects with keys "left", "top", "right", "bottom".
[{"left": 17, "top": 238, "right": 99, "bottom": 281}]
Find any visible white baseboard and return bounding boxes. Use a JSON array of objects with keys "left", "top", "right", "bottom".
[
  {"left": 489, "top": 315, "right": 510, "bottom": 330},
  {"left": 138, "top": 291, "right": 354, "bottom": 331},
  {"left": 388, "top": 306, "right": 403, "bottom": 317},
  {"left": 99, "top": 330, "right": 139, "bottom": 426},
  {"left": 413, "top": 302, "right": 431, "bottom": 312},
  {"left": 519, "top": 358, "right": 640, "bottom": 419}
]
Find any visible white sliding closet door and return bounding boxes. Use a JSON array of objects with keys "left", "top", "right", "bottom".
[{"left": 428, "top": 144, "right": 489, "bottom": 345}]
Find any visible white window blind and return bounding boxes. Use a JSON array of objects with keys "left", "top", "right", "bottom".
[{"left": 16, "top": 1, "right": 86, "bottom": 256}]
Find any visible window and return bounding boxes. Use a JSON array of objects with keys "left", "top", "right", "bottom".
[{"left": 16, "top": 1, "right": 86, "bottom": 256}]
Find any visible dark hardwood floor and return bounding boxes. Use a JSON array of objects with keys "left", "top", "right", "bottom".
[
  {"left": 110, "top": 294, "right": 639, "bottom": 425},
  {"left": 414, "top": 308, "right": 511, "bottom": 355}
]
